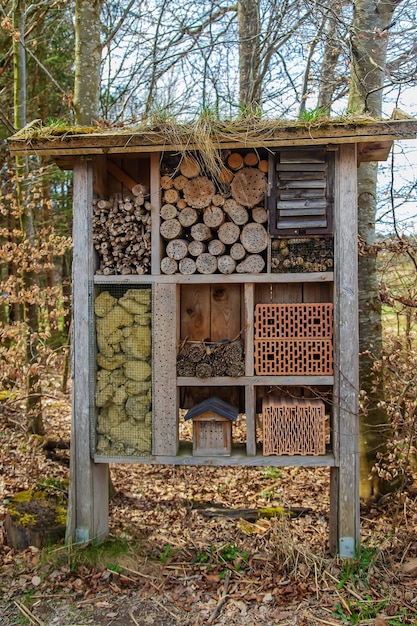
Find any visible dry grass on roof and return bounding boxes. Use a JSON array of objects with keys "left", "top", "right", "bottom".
[
  {"left": 10, "top": 112, "right": 389, "bottom": 177},
  {"left": 11, "top": 112, "right": 382, "bottom": 143}
]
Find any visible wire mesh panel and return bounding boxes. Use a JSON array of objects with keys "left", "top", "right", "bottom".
[
  {"left": 270, "top": 237, "right": 334, "bottom": 273},
  {"left": 93, "top": 284, "right": 152, "bottom": 457},
  {"left": 262, "top": 397, "right": 326, "bottom": 456}
]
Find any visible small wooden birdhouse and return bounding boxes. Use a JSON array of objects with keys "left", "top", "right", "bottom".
[{"left": 184, "top": 397, "right": 238, "bottom": 456}]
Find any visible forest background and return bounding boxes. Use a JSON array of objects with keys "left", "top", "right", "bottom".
[{"left": 0, "top": 1, "right": 417, "bottom": 624}]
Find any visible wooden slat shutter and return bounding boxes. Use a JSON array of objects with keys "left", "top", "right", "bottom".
[{"left": 268, "top": 147, "right": 334, "bottom": 236}]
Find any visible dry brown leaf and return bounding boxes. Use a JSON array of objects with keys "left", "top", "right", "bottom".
[{"left": 401, "top": 558, "right": 417, "bottom": 575}]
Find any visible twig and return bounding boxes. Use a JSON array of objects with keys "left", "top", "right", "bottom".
[
  {"left": 207, "top": 570, "right": 231, "bottom": 625},
  {"left": 334, "top": 589, "right": 352, "bottom": 615},
  {"left": 325, "top": 571, "right": 367, "bottom": 603},
  {"left": 116, "top": 565, "right": 163, "bottom": 591},
  {"left": 32, "top": 594, "right": 73, "bottom": 599},
  {"left": 119, "top": 564, "right": 160, "bottom": 580},
  {"left": 4, "top": 415, "right": 28, "bottom": 432},
  {"left": 313, "top": 618, "right": 344, "bottom": 626},
  {"left": 108, "top": 568, "right": 162, "bottom": 592},
  {"left": 14, "top": 601, "right": 44, "bottom": 626},
  {"left": 151, "top": 597, "right": 180, "bottom": 621},
  {"left": 314, "top": 560, "right": 319, "bottom": 600},
  {"left": 128, "top": 610, "right": 140, "bottom": 626}
]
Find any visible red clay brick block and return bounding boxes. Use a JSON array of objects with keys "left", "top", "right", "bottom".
[
  {"left": 254, "top": 303, "right": 333, "bottom": 375},
  {"left": 254, "top": 303, "right": 333, "bottom": 339},
  {"left": 254, "top": 338, "right": 333, "bottom": 375}
]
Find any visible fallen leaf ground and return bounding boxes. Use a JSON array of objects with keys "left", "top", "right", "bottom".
[{"left": 0, "top": 372, "right": 416, "bottom": 625}]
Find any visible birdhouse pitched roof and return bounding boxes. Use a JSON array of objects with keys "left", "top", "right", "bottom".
[{"left": 184, "top": 397, "right": 239, "bottom": 422}]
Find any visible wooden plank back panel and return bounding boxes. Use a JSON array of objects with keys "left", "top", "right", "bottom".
[
  {"left": 256, "top": 282, "right": 330, "bottom": 304},
  {"left": 107, "top": 156, "right": 150, "bottom": 197},
  {"left": 270, "top": 283, "right": 303, "bottom": 303},
  {"left": 210, "top": 284, "right": 241, "bottom": 341},
  {"left": 303, "top": 282, "right": 333, "bottom": 302},
  {"left": 180, "top": 386, "right": 242, "bottom": 412},
  {"left": 255, "top": 283, "right": 272, "bottom": 303},
  {"left": 93, "top": 156, "right": 108, "bottom": 198},
  {"left": 123, "top": 155, "right": 150, "bottom": 187},
  {"left": 181, "top": 284, "right": 242, "bottom": 341},
  {"left": 106, "top": 157, "right": 125, "bottom": 197},
  {"left": 180, "top": 284, "right": 211, "bottom": 340}
]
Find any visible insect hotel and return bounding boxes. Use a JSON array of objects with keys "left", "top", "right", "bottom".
[{"left": 8, "top": 117, "right": 417, "bottom": 556}]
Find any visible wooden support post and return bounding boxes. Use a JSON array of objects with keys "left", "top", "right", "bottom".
[
  {"left": 244, "top": 284, "right": 256, "bottom": 455},
  {"left": 66, "top": 159, "right": 109, "bottom": 545},
  {"left": 244, "top": 283, "right": 254, "bottom": 377},
  {"left": 153, "top": 283, "right": 179, "bottom": 455},
  {"left": 245, "top": 385, "right": 256, "bottom": 456},
  {"left": 331, "top": 143, "right": 360, "bottom": 556},
  {"left": 150, "top": 152, "right": 161, "bottom": 275}
]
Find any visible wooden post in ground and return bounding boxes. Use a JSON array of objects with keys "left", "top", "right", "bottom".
[
  {"left": 66, "top": 159, "right": 109, "bottom": 544},
  {"left": 330, "top": 143, "right": 360, "bottom": 556}
]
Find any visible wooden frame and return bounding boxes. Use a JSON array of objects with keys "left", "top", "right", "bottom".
[{"left": 67, "top": 149, "right": 357, "bottom": 555}]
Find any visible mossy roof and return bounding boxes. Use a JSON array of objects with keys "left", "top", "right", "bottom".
[{"left": 7, "top": 115, "right": 417, "bottom": 168}]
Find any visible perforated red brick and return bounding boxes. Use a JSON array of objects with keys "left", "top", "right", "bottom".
[
  {"left": 254, "top": 303, "right": 333, "bottom": 339},
  {"left": 254, "top": 339, "right": 333, "bottom": 375},
  {"left": 262, "top": 396, "right": 326, "bottom": 456}
]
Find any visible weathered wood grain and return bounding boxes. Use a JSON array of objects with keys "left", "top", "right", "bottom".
[
  {"left": 153, "top": 283, "right": 178, "bottom": 455},
  {"left": 70, "top": 159, "right": 108, "bottom": 543},
  {"left": 333, "top": 143, "right": 360, "bottom": 556}
]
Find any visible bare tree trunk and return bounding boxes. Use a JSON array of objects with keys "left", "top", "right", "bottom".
[
  {"left": 238, "top": 0, "right": 262, "bottom": 111},
  {"left": 13, "top": 0, "right": 43, "bottom": 435},
  {"left": 348, "top": 0, "right": 400, "bottom": 500},
  {"left": 73, "top": 0, "right": 103, "bottom": 125},
  {"left": 317, "top": 1, "right": 344, "bottom": 114},
  {"left": 357, "top": 161, "right": 391, "bottom": 499}
]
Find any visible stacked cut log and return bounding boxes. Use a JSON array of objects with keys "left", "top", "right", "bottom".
[
  {"left": 177, "top": 339, "right": 245, "bottom": 378},
  {"left": 160, "top": 151, "right": 269, "bottom": 274},
  {"left": 94, "top": 289, "right": 152, "bottom": 456},
  {"left": 270, "top": 237, "right": 334, "bottom": 273},
  {"left": 93, "top": 187, "right": 151, "bottom": 275}
]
